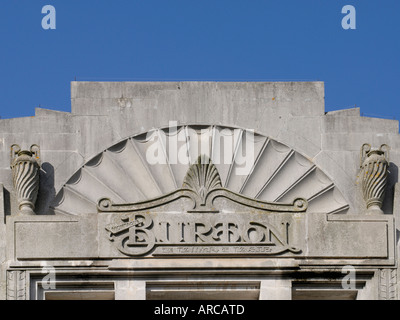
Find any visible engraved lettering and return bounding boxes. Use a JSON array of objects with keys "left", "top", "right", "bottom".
[
  {"left": 178, "top": 222, "right": 185, "bottom": 243},
  {"left": 157, "top": 221, "right": 170, "bottom": 243},
  {"left": 126, "top": 215, "right": 153, "bottom": 246},
  {"left": 190, "top": 222, "right": 212, "bottom": 243},
  {"left": 105, "top": 213, "right": 301, "bottom": 256},
  {"left": 212, "top": 222, "right": 240, "bottom": 243}
]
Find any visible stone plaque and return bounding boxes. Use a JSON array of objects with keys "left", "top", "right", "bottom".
[
  {"left": 100, "top": 155, "right": 306, "bottom": 257},
  {"left": 104, "top": 211, "right": 301, "bottom": 257}
]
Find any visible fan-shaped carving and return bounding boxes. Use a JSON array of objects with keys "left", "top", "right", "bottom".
[
  {"left": 51, "top": 125, "right": 349, "bottom": 215},
  {"left": 182, "top": 155, "right": 222, "bottom": 205}
]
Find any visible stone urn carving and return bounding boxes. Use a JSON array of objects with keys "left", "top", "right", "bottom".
[
  {"left": 360, "top": 143, "right": 389, "bottom": 214},
  {"left": 10, "top": 144, "right": 41, "bottom": 215}
]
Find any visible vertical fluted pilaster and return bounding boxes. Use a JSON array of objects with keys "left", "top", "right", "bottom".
[
  {"left": 10, "top": 144, "right": 41, "bottom": 215},
  {"left": 360, "top": 143, "right": 389, "bottom": 214}
]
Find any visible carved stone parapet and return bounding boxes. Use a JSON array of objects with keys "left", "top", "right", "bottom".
[
  {"left": 10, "top": 144, "right": 41, "bottom": 215},
  {"left": 360, "top": 144, "right": 389, "bottom": 214}
]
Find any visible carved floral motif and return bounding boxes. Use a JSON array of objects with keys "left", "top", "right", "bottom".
[{"left": 182, "top": 155, "right": 222, "bottom": 206}]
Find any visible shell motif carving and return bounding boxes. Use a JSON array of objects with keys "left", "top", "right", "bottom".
[
  {"left": 10, "top": 144, "right": 41, "bottom": 215},
  {"left": 360, "top": 143, "right": 389, "bottom": 214},
  {"left": 182, "top": 155, "right": 222, "bottom": 205},
  {"left": 52, "top": 126, "right": 349, "bottom": 216}
]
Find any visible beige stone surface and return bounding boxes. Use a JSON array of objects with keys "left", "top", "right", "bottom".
[{"left": 0, "top": 81, "right": 399, "bottom": 300}]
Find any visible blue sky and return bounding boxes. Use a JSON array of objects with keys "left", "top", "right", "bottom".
[{"left": 0, "top": 1, "right": 399, "bottom": 120}]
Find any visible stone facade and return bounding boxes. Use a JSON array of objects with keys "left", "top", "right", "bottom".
[{"left": 0, "top": 81, "right": 399, "bottom": 300}]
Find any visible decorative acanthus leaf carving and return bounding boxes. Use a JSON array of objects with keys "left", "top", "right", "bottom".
[
  {"left": 10, "top": 144, "right": 41, "bottom": 215},
  {"left": 182, "top": 155, "right": 222, "bottom": 205},
  {"left": 360, "top": 144, "right": 389, "bottom": 214}
]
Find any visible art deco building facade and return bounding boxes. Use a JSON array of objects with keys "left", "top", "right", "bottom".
[{"left": 0, "top": 81, "right": 398, "bottom": 300}]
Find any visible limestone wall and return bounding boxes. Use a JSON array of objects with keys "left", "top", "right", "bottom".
[{"left": 1, "top": 81, "right": 399, "bottom": 300}]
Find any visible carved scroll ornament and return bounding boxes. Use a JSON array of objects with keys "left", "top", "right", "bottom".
[
  {"left": 99, "top": 155, "right": 307, "bottom": 257},
  {"left": 360, "top": 143, "right": 389, "bottom": 214},
  {"left": 10, "top": 144, "right": 41, "bottom": 215},
  {"left": 98, "top": 155, "right": 308, "bottom": 214}
]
